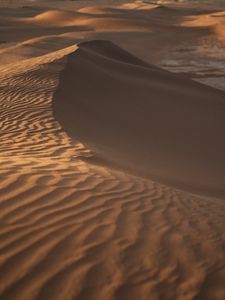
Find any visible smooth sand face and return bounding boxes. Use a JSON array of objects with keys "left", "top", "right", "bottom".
[
  {"left": 0, "top": 1, "right": 225, "bottom": 300},
  {"left": 54, "top": 40, "right": 225, "bottom": 198}
]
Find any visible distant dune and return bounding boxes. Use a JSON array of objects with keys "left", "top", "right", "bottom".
[{"left": 182, "top": 10, "right": 225, "bottom": 41}]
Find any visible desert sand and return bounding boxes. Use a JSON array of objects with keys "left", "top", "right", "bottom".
[{"left": 0, "top": 1, "right": 225, "bottom": 300}]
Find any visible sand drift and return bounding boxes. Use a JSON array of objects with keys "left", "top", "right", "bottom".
[{"left": 53, "top": 40, "right": 225, "bottom": 197}]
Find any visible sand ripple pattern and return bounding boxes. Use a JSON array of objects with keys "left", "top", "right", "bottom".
[{"left": 0, "top": 48, "right": 225, "bottom": 300}]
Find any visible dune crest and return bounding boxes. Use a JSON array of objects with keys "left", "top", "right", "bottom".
[{"left": 54, "top": 40, "right": 225, "bottom": 198}]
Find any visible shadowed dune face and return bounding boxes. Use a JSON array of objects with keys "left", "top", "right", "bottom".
[{"left": 53, "top": 40, "right": 225, "bottom": 197}]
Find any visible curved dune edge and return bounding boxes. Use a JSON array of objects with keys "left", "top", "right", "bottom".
[
  {"left": 0, "top": 36, "right": 225, "bottom": 300},
  {"left": 53, "top": 40, "right": 225, "bottom": 198}
]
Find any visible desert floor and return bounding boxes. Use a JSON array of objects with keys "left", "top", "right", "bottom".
[{"left": 0, "top": 1, "right": 225, "bottom": 300}]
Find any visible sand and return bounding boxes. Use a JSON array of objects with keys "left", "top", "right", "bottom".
[
  {"left": 54, "top": 40, "right": 225, "bottom": 197},
  {"left": 0, "top": 1, "right": 225, "bottom": 300}
]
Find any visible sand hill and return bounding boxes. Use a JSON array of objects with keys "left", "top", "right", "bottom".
[{"left": 0, "top": 1, "right": 225, "bottom": 300}]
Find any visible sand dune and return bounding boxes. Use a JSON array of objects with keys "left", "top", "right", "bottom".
[
  {"left": 1, "top": 0, "right": 221, "bottom": 91},
  {"left": 0, "top": 43, "right": 224, "bottom": 299},
  {"left": 54, "top": 40, "right": 225, "bottom": 197},
  {"left": 0, "top": 1, "right": 225, "bottom": 300},
  {"left": 182, "top": 10, "right": 225, "bottom": 41},
  {"left": 20, "top": 8, "right": 154, "bottom": 32},
  {"left": 24, "top": 10, "right": 87, "bottom": 27}
]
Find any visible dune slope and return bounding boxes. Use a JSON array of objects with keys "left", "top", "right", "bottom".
[
  {"left": 0, "top": 2, "right": 225, "bottom": 300},
  {"left": 0, "top": 47, "right": 225, "bottom": 300},
  {"left": 53, "top": 40, "right": 225, "bottom": 198}
]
